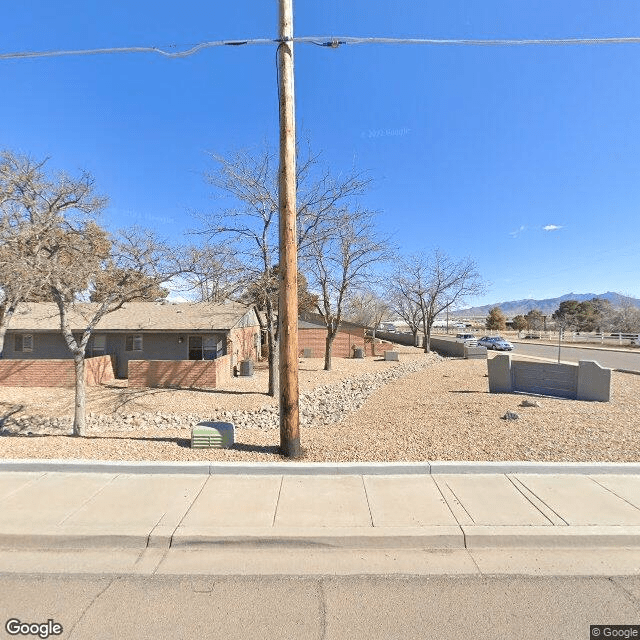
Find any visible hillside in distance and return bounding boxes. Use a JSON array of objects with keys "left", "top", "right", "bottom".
[{"left": 454, "top": 292, "right": 640, "bottom": 317}]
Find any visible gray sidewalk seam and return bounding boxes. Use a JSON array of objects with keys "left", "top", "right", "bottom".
[
  {"left": 56, "top": 474, "right": 118, "bottom": 526},
  {"left": 271, "top": 475, "right": 284, "bottom": 527},
  {"left": 162, "top": 475, "right": 211, "bottom": 549},
  {"left": 0, "top": 472, "right": 46, "bottom": 501},
  {"left": 361, "top": 476, "right": 375, "bottom": 527},
  {"left": 589, "top": 476, "right": 640, "bottom": 513},
  {"left": 506, "top": 475, "right": 568, "bottom": 526}
]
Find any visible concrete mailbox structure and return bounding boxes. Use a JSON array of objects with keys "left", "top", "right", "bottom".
[
  {"left": 488, "top": 354, "right": 611, "bottom": 401},
  {"left": 464, "top": 345, "right": 487, "bottom": 360}
]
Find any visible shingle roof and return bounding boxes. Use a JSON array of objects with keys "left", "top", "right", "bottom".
[{"left": 8, "top": 301, "right": 257, "bottom": 332}]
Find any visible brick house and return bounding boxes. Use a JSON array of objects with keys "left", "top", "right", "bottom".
[
  {"left": 3, "top": 301, "right": 261, "bottom": 385},
  {"left": 297, "top": 312, "right": 395, "bottom": 358}
]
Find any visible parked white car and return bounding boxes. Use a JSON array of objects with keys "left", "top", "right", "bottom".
[{"left": 456, "top": 333, "right": 478, "bottom": 346}]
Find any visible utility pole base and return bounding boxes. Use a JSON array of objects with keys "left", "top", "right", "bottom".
[{"left": 279, "top": 438, "right": 302, "bottom": 458}]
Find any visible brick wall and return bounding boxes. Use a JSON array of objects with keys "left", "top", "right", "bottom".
[
  {"left": 0, "top": 355, "right": 115, "bottom": 388},
  {"left": 128, "top": 355, "right": 232, "bottom": 389},
  {"left": 298, "top": 327, "right": 365, "bottom": 358},
  {"left": 228, "top": 325, "right": 261, "bottom": 363},
  {"left": 85, "top": 355, "right": 116, "bottom": 385}
]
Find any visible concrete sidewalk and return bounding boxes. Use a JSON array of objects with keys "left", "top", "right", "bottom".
[{"left": 2, "top": 468, "right": 640, "bottom": 552}]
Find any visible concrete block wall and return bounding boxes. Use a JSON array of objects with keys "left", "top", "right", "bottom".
[
  {"left": 429, "top": 337, "right": 466, "bottom": 357},
  {"left": 375, "top": 330, "right": 422, "bottom": 348},
  {"left": 487, "top": 354, "right": 611, "bottom": 401},
  {"left": 0, "top": 355, "right": 115, "bottom": 388},
  {"left": 128, "top": 356, "right": 232, "bottom": 389}
]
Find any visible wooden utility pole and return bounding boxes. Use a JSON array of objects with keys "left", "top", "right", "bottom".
[{"left": 277, "top": 0, "right": 301, "bottom": 457}]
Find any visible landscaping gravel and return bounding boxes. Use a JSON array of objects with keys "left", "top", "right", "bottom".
[{"left": 1, "top": 350, "right": 639, "bottom": 462}]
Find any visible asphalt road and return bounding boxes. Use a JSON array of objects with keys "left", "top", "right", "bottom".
[
  {"left": 511, "top": 341, "right": 640, "bottom": 372},
  {"left": 2, "top": 573, "right": 639, "bottom": 640}
]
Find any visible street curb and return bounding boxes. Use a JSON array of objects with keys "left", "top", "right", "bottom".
[
  {"left": 1, "top": 459, "right": 640, "bottom": 475},
  {"left": 208, "top": 462, "right": 433, "bottom": 475},
  {"left": 0, "top": 532, "right": 148, "bottom": 550},
  {"left": 0, "top": 460, "right": 212, "bottom": 475},
  {"left": 428, "top": 461, "right": 640, "bottom": 475},
  {"left": 462, "top": 525, "right": 640, "bottom": 549},
  {"left": 170, "top": 526, "right": 464, "bottom": 550},
  {"left": 3, "top": 526, "right": 640, "bottom": 552}
]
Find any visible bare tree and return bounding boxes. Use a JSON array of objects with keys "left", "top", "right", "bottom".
[
  {"left": 179, "top": 243, "right": 246, "bottom": 303},
  {"left": 47, "top": 225, "right": 178, "bottom": 436},
  {"left": 611, "top": 296, "right": 640, "bottom": 333},
  {"left": 0, "top": 150, "right": 106, "bottom": 356},
  {"left": 195, "top": 144, "right": 370, "bottom": 395},
  {"left": 343, "top": 288, "right": 391, "bottom": 356},
  {"left": 393, "top": 251, "right": 485, "bottom": 353},
  {"left": 388, "top": 280, "right": 423, "bottom": 347},
  {"left": 305, "top": 208, "right": 393, "bottom": 370}
]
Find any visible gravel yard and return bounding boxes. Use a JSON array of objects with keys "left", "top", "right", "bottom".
[{"left": 1, "top": 349, "right": 639, "bottom": 462}]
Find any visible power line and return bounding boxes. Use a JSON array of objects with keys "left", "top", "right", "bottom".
[
  {"left": 306, "top": 35, "right": 640, "bottom": 47},
  {"left": 2, "top": 35, "right": 640, "bottom": 61},
  {"left": 0, "top": 39, "right": 275, "bottom": 61}
]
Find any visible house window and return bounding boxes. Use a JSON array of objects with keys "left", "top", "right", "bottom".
[
  {"left": 188, "top": 336, "right": 202, "bottom": 360},
  {"left": 188, "top": 335, "right": 223, "bottom": 360},
  {"left": 14, "top": 334, "right": 33, "bottom": 353},
  {"left": 203, "top": 336, "right": 218, "bottom": 360},
  {"left": 125, "top": 335, "right": 143, "bottom": 351},
  {"left": 91, "top": 334, "right": 106, "bottom": 356}
]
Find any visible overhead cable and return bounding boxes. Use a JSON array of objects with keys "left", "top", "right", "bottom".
[{"left": 1, "top": 35, "right": 640, "bottom": 61}]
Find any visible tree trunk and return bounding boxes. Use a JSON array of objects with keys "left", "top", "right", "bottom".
[
  {"left": 371, "top": 327, "right": 377, "bottom": 356},
  {"left": 73, "top": 352, "right": 86, "bottom": 437},
  {"left": 267, "top": 328, "right": 279, "bottom": 397},
  {"left": 0, "top": 324, "right": 8, "bottom": 359},
  {"left": 412, "top": 329, "right": 419, "bottom": 347},
  {"left": 324, "top": 333, "right": 334, "bottom": 371},
  {"left": 0, "top": 303, "right": 17, "bottom": 358},
  {"left": 422, "top": 317, "right": 431, "bottom": 353}
]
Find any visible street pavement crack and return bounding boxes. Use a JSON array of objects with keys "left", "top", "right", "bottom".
[
  {"left": 67, "top": 577, "right": 116, "bottom": 639},
  {"left": 317, "top": 577, "right": 328, "bottom": 640},
  {"left": 610, "top": 576, "right": 640, "bottom": 612}
]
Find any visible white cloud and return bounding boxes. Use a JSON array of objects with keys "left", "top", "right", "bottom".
[
  {"left": 509, "top": 225, "right": 526, "bottom": 237},
  {"left": 543, "top": 224, "right": 562, "bottom": 231}
]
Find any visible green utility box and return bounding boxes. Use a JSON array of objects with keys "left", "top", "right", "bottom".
[{"left": 191, "top": 422, "right": 235, "bottom": 449}]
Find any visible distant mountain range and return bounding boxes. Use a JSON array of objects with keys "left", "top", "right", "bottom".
[{"left": 454, "top": 292, "right": 640, "bottom": 317}]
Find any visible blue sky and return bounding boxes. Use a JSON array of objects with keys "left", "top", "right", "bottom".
[{"left": 2, "top": 1, "right": 639, "bottom": 306}]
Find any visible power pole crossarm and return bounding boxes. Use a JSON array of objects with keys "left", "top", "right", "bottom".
[{"left": 277, "top": 0, "right": 301, "bottom": 457}]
